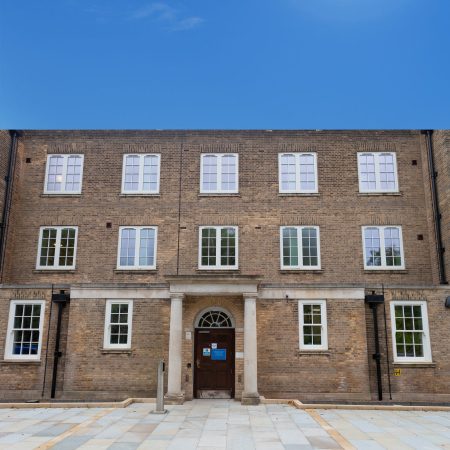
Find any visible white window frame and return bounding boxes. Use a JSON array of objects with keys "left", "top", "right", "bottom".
[
  {"left": 4, "top": 300, "right": 46, "bottom": 361},
  {"left": 36, "top": 226, "right": 78, "bottom": 270},
  {"left": 121, "top": 154, "right": 161, "bottom": 194},
  {"left": 278, "top": 152, "right": 318, "bottom": 194},
  {"left": 103, "top": 300, "right": 133, "bottom": 350},
  {"left": 200, "top": 153, "right": 239, "bottom": 194},
  {"left": 44, "top": 154, "right": 84, "bottom": 194},
  {"left": 198, "top": 226, "right": 239, "bottom": 270},
  {"left": 362, "top": 226, "right": 405, "bottom": 270},
  {"left": 298, "top": 300, "right": 328, "bottom": 351},
  {"left": 280, "top": 226, "right": 321, "bottom": 270},
  {"left": 117, "top": 226, "right": 158, "bottom": 270},
  {"left": 357, "top": 152, "right": 399, "bottom": 193},
  {"left": 390, "top": 301, "right": 432, "bottom": 363}
]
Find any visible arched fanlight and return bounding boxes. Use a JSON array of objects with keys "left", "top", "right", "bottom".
[{"left": 198, "top": 310, "right": 233, "bottom": 328}]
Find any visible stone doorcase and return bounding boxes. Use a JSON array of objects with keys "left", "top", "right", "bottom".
[{"left": 165, "top": 276, "right": 261, "bottom": 404}]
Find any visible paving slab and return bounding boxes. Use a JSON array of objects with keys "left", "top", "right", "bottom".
[{"left": 0, "top": 400, "right": 448, "bottom": 449}]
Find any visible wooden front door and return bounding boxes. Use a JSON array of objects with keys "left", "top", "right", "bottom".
[{"left": 194, "top": 328, "right": 235, "bottom": 398}]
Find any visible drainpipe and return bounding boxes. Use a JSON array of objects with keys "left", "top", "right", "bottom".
[
  {"left": 365, "top": 293, "right": 385, "bottom": 401},
  {"left": 50, "top": 290, "right": 70, "bottom": 399},
  {"left": 0, "top": 130, "right": 19, "bottom": 282},
  {"left": 421, "top": 130, "right": 447, "bottom": 284}
]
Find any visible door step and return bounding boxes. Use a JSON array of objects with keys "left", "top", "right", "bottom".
[{"left": 198, "top": 390, "right": 231, "bottom": 399}]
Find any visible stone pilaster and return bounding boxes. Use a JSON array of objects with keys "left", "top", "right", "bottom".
[
  {"left": 242, "top": 294, "right": 260, "bottom": 405},
  {"left": 165, "top": 293, "right": 185, "bottom": 404}
]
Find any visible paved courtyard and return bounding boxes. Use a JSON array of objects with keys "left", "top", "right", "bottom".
[{"left": 0, "top": 400, "right": 449, "bottom": 449}]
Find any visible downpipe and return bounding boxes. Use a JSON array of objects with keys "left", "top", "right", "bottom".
[
  {"left": 422, "top": 130, "right": 447, "bottom": 284},
  {"left": 365, "top": 293, "right": 385, "bottom": 401},
  {"left": 50, "top": 291, "right": 70, "bottom": 399}
]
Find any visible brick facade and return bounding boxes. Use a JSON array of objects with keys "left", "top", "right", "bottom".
[
  {"left": 433, "top": 131, "right": 450, "bottom": 282},
  {"left": 0, "top": 130, "right": 448, "bottom": 403},
  {"left": 0, "top": 130, "right": 11, "bottom": 216}
]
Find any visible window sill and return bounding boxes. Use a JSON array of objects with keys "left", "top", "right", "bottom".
[
  {"left": 41, "top": 194, "right": 82, "bottom": 198},
  {"left": 2, "top": 359, "right": 41, "bottom": 364},
  {"left": 101, "top": 349, "right": 132, "bottom": 354},
  {"left": 357, "top": 192, "right": 402, "bottom": 196},
  {"left": 119, "top": 194, "right": 160, "bottom": 197},
  {"left": 114, "top": 269, "right": 157, "bottom": 273},
  {"left": 196, "top": 269, "right": 240, "bottom": 273},
  {"left": 363, "top": 269, "right": 407, "bottom": 273},
  {"left": 392, "top": 362, "right": 435, "bottom": 368},
  {"left": 280, "top": 269, "right": 323, "bottom": 274},
  {"left": 33, "top": 269, "right": 76, "bottom": 274},
  {"left": 297, "top": 350, "right": 331, "bottom": 356},
  {"left": 198, "top": 193, "right": 240, "bottom": 197},
  {"left": 278, "top": 193, "right": 320, "bottom": 197}
]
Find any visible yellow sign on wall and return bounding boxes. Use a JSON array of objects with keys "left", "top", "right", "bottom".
[{"left": 394, "top": 368, "right": 401, "bottom": 376}]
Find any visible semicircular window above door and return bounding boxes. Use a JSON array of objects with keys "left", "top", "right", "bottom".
[{"left": 197, "top": 310, "right": 233, "bottom": 328}]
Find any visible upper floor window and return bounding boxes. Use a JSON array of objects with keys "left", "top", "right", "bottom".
[
  {"left": 357, "top": 152, "right": 398, "bottom": 193},
  {"left": 117, "top": 226, "right": 157, "bottom": 269},
  {"left": 390, "top": 301, "right": 431, "bottom": 363},
  {"left": 4, "top": 300, "right": 45, "bottom": 361},
  {"left": 103, "top": 300, "right": 133, "bottom": 349},
  {"left": 44, "top": 154, "right": 84, "bottom": 194},
  {"left": 280, "top": 226, "right": 321, "bottom": 269},
  {"left": 200, "top": 154, "right": 238, "bottom": 194},
  {"left": 298, "top": 300, "right": 328, "bottom": 350},
  {"left": 199, "top": 226, "right": 238, "bottom": 269},
  {"left": 122, "top": 154, "right": 160, "bottom": 194},
  {"left": 37, "top": 226, "right": 78, "bottom": 270},
  {"left": 362, "top": 226, "right": 404, "bottom": 269},
  {"left": 278, "top": 153, "right": 318, "bottom": 194}
]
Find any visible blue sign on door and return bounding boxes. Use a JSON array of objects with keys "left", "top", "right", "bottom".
[{"left": 211, "top": 348, "right": 226, "bottom": 361}]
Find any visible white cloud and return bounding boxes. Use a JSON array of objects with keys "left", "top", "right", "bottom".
[
  {"left": 130, "top": 3, "right": 176, "bottom": 21},
  {"left": 170, "top": 16, "right": 204, "bottom": 31},
  {"left": 129, "top": 2, "right": 204, "bottom": 31}
]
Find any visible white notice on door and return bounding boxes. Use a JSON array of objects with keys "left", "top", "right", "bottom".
[{"left": 211, "top": 343, "right": 217, "bottom": 349}]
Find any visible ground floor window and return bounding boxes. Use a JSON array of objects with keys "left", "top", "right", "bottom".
[
  {"left": 390, "top": 301, "right": 432, "bottom": 363},
  {"left": 4, "top": 300, "right": 45, "bottom": 360},
  {"left": 103, "top": 300, "right": 133, "bottom": 349},
  {"left": 298, "top": 300, "right": 328, "bottom": 350}
]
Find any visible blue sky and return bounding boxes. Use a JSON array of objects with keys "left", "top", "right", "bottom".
[{"left": 1, "top": 0, "right": 449, "bottom": 128}]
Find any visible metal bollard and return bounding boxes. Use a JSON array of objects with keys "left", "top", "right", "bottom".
[{"left": 151, "top": 360, "right": 168, "bottom": 414}]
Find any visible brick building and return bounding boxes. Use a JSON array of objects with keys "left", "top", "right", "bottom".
[{"left": 0, "top": 130, "right": 448, "bottom": 404}]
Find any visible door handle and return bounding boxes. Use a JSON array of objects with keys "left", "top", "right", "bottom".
[{"left": 196, "top": 359, "right": 200, "bottom": 369}]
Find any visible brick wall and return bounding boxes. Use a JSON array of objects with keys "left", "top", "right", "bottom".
[
  {"left": 61, "top": 297, "right": 170, "bottom": 400},
  {"left": 0, "top": 130, "right": 11, "bottom": 216},
  {"left": 0, "top": 130, "right": 448, "bottom": 402},
  {"left": 0, "top": 288, "right": 53, "bottom": 400},
  {"left": 257, "top": 297, "right": 371, "bottom": 401},
  {"left": 365, "top": 288, "right": 450, "bottom": 402},
  {"left": 1, "top": 130, "right": 436, "bottom": 286},
  {"left": 432, "top": 131, "right": 450, "bottom": 282}
]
